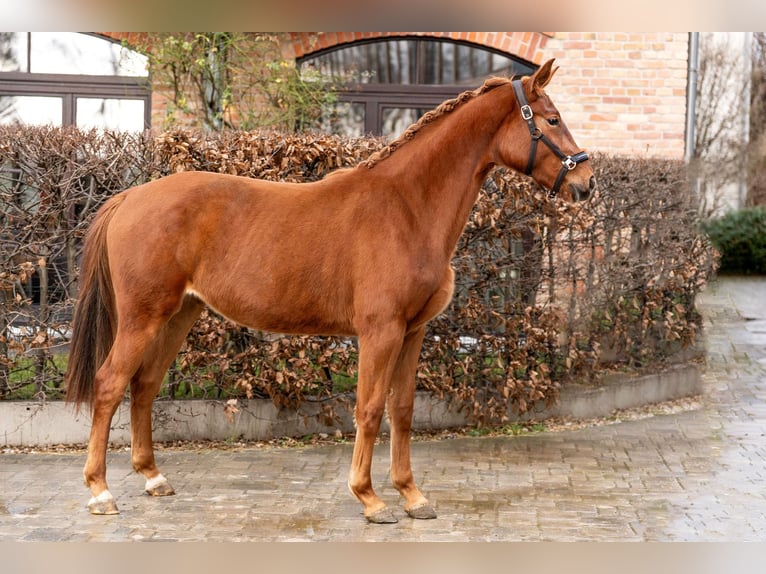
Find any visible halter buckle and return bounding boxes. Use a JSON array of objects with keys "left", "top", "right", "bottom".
[
  {"left": 520, "top": 104, "right": 534, "bottom": 121},
  {"left": 562, "top": 156, "right": 578, "bottom": 171}
]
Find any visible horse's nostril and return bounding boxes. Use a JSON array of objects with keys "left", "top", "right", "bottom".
[{"left": 589, "top": 176, "right": 596, "bottom": 193}]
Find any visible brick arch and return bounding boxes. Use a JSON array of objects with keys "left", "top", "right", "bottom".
[
  {"left": 283, "top": 32, "right": 552, "bottom": 64},
  {"left": 100, "top": 32, "right": 553, "bottom": 66}
]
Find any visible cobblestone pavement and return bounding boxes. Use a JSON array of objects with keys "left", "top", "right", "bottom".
[{"left": 2, "top": 276, "right": 766, "bottom": 541}]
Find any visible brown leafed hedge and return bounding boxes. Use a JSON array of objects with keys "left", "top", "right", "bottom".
[{"left": 0, "top": 126, "right": 717, "bottom": 424}]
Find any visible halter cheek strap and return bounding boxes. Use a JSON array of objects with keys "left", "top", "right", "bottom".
[{"left": 511, "top": 79, "right": 589, "bottom": 198}]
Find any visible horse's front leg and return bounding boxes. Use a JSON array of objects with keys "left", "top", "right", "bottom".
[
  {"left": 348, "top": 322, "right": 405, "bottom": 523},
  {"left": 386, "top": 325, "right": 437, "bottom": 519}
]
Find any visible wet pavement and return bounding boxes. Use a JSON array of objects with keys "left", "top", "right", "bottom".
[{"left": 1, "top": 276, "right": 766, "bottom": 541}]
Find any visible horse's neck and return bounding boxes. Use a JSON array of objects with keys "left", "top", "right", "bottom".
[{"left": 375, "top": 87, "right": 509, "bottom": 259}]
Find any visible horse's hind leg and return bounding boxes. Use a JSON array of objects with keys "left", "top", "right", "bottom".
[
  {"left": 129, "top": 296, "right": 203, "bottom": 497},
  {"left": 84, "top": 322, "right": 166, "bottom": 515}
]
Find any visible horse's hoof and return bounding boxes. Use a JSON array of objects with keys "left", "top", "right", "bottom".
[
  {"left": 145, "top": 474, "right": 175, "bottom": 497},
  {"left": 366, "top": 507, "right": 398, "bottom": 524},
  {"left": 406, "top": 503, "right": 437, "bottom": 520},
  {"left": 88, "top": 491, "right": 119, "bottom": 515}
]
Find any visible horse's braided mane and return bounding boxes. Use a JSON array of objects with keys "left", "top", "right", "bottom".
[{"left": 359, "top": 76, "right": 514, "bottom": 169}]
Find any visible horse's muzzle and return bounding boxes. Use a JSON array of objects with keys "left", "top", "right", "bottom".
[{"left": 571, "top": 176, "right": 596, "bottom": 202}]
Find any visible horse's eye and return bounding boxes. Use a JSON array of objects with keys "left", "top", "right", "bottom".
[{"left": 547, "top": 117, "right": 560, "bottom": 127}]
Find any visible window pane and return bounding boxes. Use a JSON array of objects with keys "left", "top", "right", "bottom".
[
  {"left": 302, "top": 38, "right": 534, "bottom": 86},
  {"left": 0, "top": 95, "right": 62, "bottom": 125},
  {"left": 320, "top": 102, "right": 365, "bottom": 137},
  {"left": 307, "top": 40, "right": 416, "bottom": 84},
  {"left": 29, "top": 33, "right": 148, "bottom": 77},
  {"left": 76, "top": 98, "right": 145, "bottom": 131},
  {"left": 0, "top": 32, "right": 28, "bottom": 72},
  {"left": 381, "top": 107, "right": 429, "bottom": 138}
]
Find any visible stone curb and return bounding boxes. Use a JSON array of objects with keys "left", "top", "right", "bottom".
[{"left": 0, "top": 363, "right": 701, "bottom": 447}]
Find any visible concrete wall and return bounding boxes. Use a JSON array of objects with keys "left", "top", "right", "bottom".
[{"left": 0, "top": 364, "right": 700, "bottom": 447}]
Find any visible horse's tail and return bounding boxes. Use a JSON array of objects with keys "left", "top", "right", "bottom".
[{"left": 65, "top": 194, "right": 126, "bottom": 413}]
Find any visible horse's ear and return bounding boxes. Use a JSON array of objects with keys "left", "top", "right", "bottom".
[{"left": 529, "top": 59, "right": 559, "bottom": 96}]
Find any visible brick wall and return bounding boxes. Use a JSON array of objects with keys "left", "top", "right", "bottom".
[{"left": 541, "top": 32, "right": 690, "bottom": 159}]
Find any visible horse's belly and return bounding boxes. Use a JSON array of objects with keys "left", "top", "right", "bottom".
[{"left": 185, "top": 285, "right": 354, "bottom": 337}]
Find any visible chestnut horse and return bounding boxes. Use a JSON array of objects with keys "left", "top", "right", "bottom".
[{"left": 66, "top": 59, "right": 595, "bottom": 523}]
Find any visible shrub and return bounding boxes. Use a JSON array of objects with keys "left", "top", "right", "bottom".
[
  {"left": 702, "top": 206, "right": 766, "bottom": 274},
  {"left": 0, "top": 127, "right": 718, "bottom": 424}
]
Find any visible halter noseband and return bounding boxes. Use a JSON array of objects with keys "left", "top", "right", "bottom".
[{"left": 511, "top": 79, "right": 589, "bottom": 198}]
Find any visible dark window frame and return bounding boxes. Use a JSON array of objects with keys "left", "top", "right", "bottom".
[
  {"left": 0, "top": 33, "right": 152, "bottom": 130},
  {"left": 0, "top": 72, "right": 152, "bottom": 129},
  {"left": 335, "top": 84, "right": 469, "bottom": 135}
]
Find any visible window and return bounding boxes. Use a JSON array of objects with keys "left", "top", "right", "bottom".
[
  {"left": 0, "top": 32, "right": 150, "bottom": 130},
  {"left": 0, "top": 34, "right": 152, "bottom": 308},
  {"left": 300, "top": 38, "right": 536, "bottom": 136}
]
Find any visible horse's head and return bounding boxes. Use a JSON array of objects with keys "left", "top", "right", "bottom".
[{"left": 497, "top": 59, "right": 596, "bottom": 202}]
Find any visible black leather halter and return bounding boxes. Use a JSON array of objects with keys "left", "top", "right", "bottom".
[{"left": 511, "top": 79, "right": 589, "bottom": 198}]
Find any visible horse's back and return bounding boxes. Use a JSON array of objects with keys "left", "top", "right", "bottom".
[{"left": 105, "top": 171, "right": 360, "bottom": 335}]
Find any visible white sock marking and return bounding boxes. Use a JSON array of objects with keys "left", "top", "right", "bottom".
[{"left": 145, "top": 473, "right": 168, "bottom": 492}]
